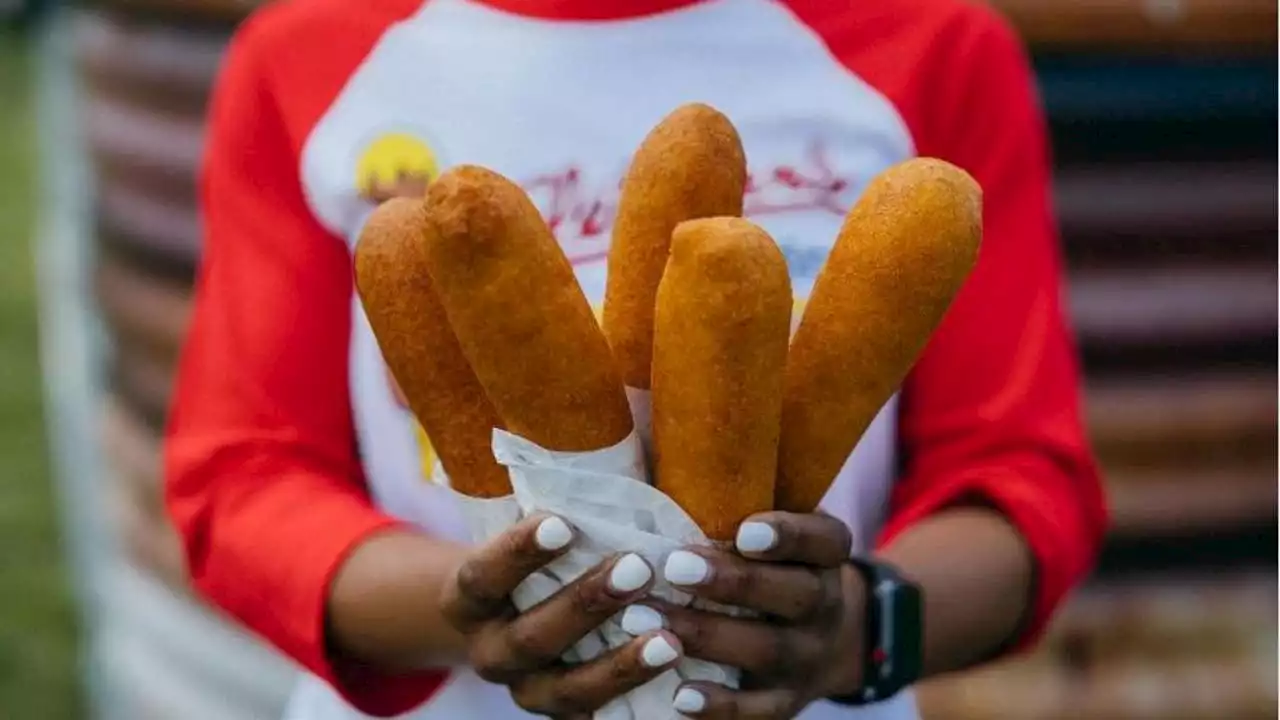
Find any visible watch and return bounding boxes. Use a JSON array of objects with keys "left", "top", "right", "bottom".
[{"left": 831, "top": 556, "right": 923, "bottom": 706}]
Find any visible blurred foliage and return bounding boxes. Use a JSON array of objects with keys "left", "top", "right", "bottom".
[{"left": 0, "top": 26, "right": 83, "bottom": 720}]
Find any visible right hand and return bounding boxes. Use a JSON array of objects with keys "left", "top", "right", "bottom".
[{"left": 440, "top": 513, "right": 683, "bottom": 718}]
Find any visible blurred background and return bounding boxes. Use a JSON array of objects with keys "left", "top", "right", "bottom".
[{"left": 0, "top": 1, "right": 1276, "bottom": 718}]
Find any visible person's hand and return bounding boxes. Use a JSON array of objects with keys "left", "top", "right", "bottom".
[
  {"left": 619, "top": 512, "right": 865, "bottom": 719},
  {"left": 441, "top": 513, "right": 685, "bottom": 718}
]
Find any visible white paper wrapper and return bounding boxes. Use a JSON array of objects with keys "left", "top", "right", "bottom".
[{"left": 435, "top": 413, "right": 741, "bottom": 720}]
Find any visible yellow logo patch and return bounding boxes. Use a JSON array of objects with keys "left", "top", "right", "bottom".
[{"left": 356, "top": 132, "right": 440, "bottom": 202}]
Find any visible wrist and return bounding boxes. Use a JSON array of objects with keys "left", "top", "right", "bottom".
[
  {"left": 825, "top": 564, "right": 869, "bottom": 698},
  {"left": 828, "top": 555, "right": 925, "bottom": 705}
]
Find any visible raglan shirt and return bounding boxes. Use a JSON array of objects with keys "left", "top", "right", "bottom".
[{"left": 163, "top": 0, "right": 1108, "bottom": 717}]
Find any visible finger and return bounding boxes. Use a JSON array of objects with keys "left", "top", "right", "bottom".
[
  {"left": 662, "top": 548, "right": 839, "bottom": 621},
  {"left": 621, "top": 601, "right": 822, "bottom": 678},
  {"left": 509, "top": 631, "right": 683, "bottom": 716},
  {"left": 671, "top": 682, "right": 797, "bottom": 720},
  {"left": 734, "top": 511, "right": 852, "bottom": 567},
  {"left": 440, "top": 513, "right": 575, "bottom": 630},
  {"left": 471, "top": 553, "right": 654, "bottom": 678}
]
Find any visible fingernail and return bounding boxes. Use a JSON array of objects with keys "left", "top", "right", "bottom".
[
  {"left": 735, "top": 521, "right": 777, "bottom": 553},
  {"left": 609, "top": 553, "right": 653, "bottom": 593},
  {"left": 673, "top": 687, "right": 706, "bottom": 713},
  {"left": 534, "top": 516, "right": 573, "bottom": 551},
  {"left": 641, "top": 634, "right": 681, "bottom": 667},
  {"left": 620, "top": 605, "right": 665, "bottom": 635},
  {"left": 663, "top": 551, "right": 710, "bottom": 586}
]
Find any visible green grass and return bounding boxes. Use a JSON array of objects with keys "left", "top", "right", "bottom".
[{"left": 0, "top": 27, "right": 83, "bottom": 719}]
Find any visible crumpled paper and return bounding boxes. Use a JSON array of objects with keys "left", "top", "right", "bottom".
[{"left": 436, "top": 387, "right": 741, "bottom": 720}]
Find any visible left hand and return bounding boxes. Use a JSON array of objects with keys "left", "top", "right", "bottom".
[{"left": 620, "top": 512, "right": 867, "bottom": 718}]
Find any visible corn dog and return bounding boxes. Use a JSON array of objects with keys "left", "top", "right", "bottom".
[
  {"left": 603, "top": 103, "right": 747, "bottom": 389},
  {"left": 422, "top": 165, "right": 633, "bottom": 452},
  {"left": 776, "top": 158, "right": 983, "bottom": 513},
  {"left": 652, "top": 217, "right": 792, "bottom": 540},
  {"left": 353, "top": 197, "right": 512, "bottom": 498}
]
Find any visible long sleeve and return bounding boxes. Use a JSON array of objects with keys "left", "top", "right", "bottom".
[
  {"left": 876, "top": 12, "right": 1108, "bottom": 648},
  {"left": 161, "top": 13, "right": 445, "bottom": 715}
]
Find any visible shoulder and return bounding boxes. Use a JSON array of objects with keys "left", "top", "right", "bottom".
[
  {"left": 221, "top": 0, "right": 423, "bottom": 97},
  {"left": 782, "top": 0, "right": 1034, "bottom": 153},
  {"left": 783, "top": 0, "right": 1018, "bottom": 51},
  {"left": 230, "top": 0, "right": 422, "bottom": 55},
  {"left": 213, "top": 0, "right": 425, "bottom": 147}
]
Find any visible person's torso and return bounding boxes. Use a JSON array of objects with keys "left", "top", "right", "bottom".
[{"left": 277, "top": 1, "right": 931, "bottom": 716}]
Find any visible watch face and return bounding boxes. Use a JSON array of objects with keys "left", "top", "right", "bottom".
[
  {"left": 887, "top": 583, "right": 924, "bottom": 686},
  {"left": 839, "top": 557, "right": 924, "bottom": 706},
  {"left": 876, "top": 580, "right": 898, "bottom": 681}
]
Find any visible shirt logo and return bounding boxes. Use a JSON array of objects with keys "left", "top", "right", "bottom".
[
  {"left": 523, "top": 139, "right": 857, "bottom": 268},
  {"left": 355, "top": 132, "right": 440, "bottom": 203}
]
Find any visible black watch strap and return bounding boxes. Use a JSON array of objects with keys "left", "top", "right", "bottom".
[{"left": 831, "top": 556, "right": 923, "bottom": 706}]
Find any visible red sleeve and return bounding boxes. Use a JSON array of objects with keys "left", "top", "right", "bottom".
[
  {"left": 873, "top": 11, "right": 1108, "bottom": 648},
  {"left": 161, "top": 10, "right": 445, "bottom": 715}
]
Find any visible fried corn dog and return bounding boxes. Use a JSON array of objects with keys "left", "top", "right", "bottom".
[
  {"left": 603, "top": 103, "right": 747, "bottom": 389},
  {"left": 776, "top": 158, "right": 983, "bottom": 512},
  {"left": 422, "top": 165, "right": 633, "bottom": 452},
  {"left": 353, "top": 197, "right": 511, "bottom": 498},
  {"left": 652, "top": 217, "right": 792, "bottom": 540}
]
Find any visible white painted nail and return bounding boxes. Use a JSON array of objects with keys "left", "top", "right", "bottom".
[
  {"left": 663, "top": 551, "right": 710, "bottom": 586},
  {"left": 735, "top": 521, "right": 778, "bottom": 553},
  {"left": 534, "top": 516, "right": 573, "bottom": 551},
  {"left": 641, "top": 635, "right": 680, "bottom": 667},
  {"left": 673, "top": 687, "right": 706, "bottom": 713},
  {"left": 620, "top": 605, "right": 665, "bottom": 635},
  {"left": 609, "top": 553, "right": 653, "bottom": 593}
]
